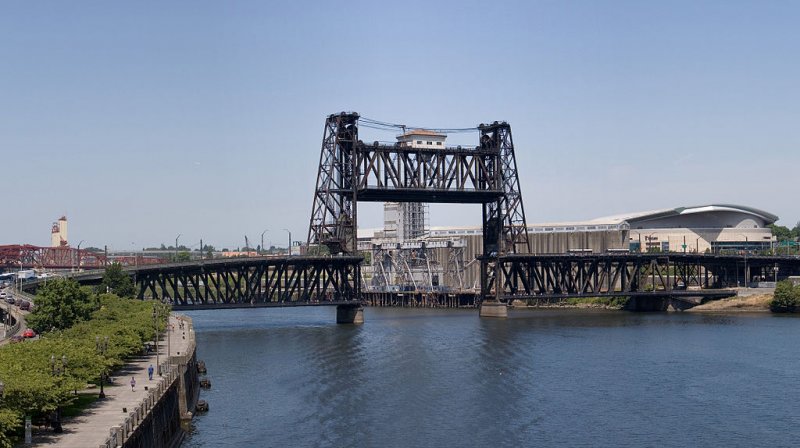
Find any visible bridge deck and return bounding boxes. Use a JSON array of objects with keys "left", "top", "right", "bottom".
[{"left": 356, "top": 188, "right": 503, "bottom": 203}]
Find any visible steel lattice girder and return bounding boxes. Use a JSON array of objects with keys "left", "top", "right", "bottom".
[
  {"left": 495, "top": 253, "right": 800, "bottom": 299},
  {"left": 307, "top": 113, "right": 360, "bottom": 255},
  {"left": 355, "top": 144, "right": 503, "bottom": 202},
  {"left": 135, "top": 256, "right": 362, "bottom": 308}
]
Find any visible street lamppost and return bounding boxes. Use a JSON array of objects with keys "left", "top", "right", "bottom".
[
  {"left": 152, "top": 304, "right": 160, "bottom": 376},
  {"left": 261, "top": 229, "right": 269, "bottom": 255},
  {"left": 734, "top": 234, "right": 750, "bottom": 287},
  {"left": 175, "top": 234, "right": 182, "bottom": 262},
  {"left": 72, "top": 240, "right": 85, "bottom": 272},
  {"left": 49, "top": 354, "right": 67, "bottom": 433},
  {"left": 95, "top": 335, "right": 109, "bottom": 399},
  {"left": 283, "top": 229, "right": 292, "bottom": 256}
]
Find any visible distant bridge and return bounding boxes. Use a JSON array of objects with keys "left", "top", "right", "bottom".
[{"left": 0, "top": 244, "right": 166, "bottom": 270}]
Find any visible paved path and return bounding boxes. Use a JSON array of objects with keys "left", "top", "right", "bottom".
[{"left": 32, "top": 314, "right": 192, "bottom": 447}]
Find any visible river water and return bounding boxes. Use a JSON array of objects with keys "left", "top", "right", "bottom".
[{"left": 181, "top": 307, "right": 799, "bottom": 447}]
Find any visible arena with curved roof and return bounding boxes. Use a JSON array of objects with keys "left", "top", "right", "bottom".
[{"left": 606, "top": 204, "right": 777, "bottom": 253}]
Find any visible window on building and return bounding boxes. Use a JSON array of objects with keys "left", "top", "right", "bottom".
[
  {"left": 436, "top": 142, "right": 442, "bottom": 146},
  {"left": 416, "top": 140, "right": 422, "bottom": 144}
]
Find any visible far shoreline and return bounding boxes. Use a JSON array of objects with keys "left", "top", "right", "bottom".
[{"left": 510, "top": 292, "right": 776, "bottom": 313}]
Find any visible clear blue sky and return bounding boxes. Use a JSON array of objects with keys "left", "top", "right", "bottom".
[{"left": 2, "top": 1, "right": 798, "bottom": 250}]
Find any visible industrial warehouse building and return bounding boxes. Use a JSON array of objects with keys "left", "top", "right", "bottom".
[{"left": 358, "top": 204, "right": 778, "bottom": 292}]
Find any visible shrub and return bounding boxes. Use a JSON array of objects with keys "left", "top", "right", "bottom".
[{"left": 770, "top": 280, "right": 800, "bottom": 312}]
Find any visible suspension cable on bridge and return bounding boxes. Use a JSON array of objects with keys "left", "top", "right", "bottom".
[{"left": 359, "top": 116, "right": 482, "bottom": 134}]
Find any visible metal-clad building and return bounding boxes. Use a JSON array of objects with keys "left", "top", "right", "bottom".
[{"left": 358, "top": 204, "right": 778, "bottom": 292}]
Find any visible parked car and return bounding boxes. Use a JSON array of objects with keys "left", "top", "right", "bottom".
[
  {"left": 5, "top": 297, "right": 15, "bottom": 305},
  {"left": 22, "top": 329, "right": 36, "bottom": 338},
  {"left": 10, "top": 335, "right": 24, "bottom": 343},
  {"left": 19, "top": 300, "right": 30, "bottom": 311}
]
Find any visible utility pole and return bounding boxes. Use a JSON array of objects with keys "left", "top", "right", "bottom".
[
  {"left": 283, "top": 229, "right": 291, "bottom": 256},
  {"left": 200, "top": 239, "right": 203, "bottom": 260},
  {"left": 261, "top": 229, "right": 269, "bottom": 255},
  {"left": 175, "top": 234, "right": 181, "bottom": 261}
]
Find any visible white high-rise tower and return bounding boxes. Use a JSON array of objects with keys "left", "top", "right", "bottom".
[{"left": 382, "top": 130, "right": 446, "bottom": 242}]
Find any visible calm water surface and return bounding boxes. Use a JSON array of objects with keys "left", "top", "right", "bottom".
[{"left": 181, "top": 307, "right": 800, "bottom": 447}]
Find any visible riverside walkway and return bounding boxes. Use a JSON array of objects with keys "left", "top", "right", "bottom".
[{"left": 32, "top": 314, "right": 193, "bottom": 447}]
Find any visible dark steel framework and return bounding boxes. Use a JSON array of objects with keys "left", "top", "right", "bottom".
[
  {"left": 22, "top": 253, "right": 800, "bottom": 309},
  {"left": 307, "top": 113, "right": 530, "bottom": 301},
  {"left": 133, "top": 256, "right": 361, "bottom": 309},
  {"left": 498, "top": 253, "right": 800, "bottom": 300}
]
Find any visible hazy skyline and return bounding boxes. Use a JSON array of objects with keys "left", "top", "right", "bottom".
[{"left": 2, "top": 1, "right": 798, "bottom": 250}]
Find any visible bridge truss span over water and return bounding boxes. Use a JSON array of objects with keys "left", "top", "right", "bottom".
[
  {"left": 497, "top": 253, "right": 800, "bottom": 300},
  {"left": 134, "top": 256, "right": 362, "bottom": 310}
]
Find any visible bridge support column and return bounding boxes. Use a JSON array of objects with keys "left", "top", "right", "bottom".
[
  {"left": 336, "top": 305, "right": 364, "bottom": 324},
  {"left": 479, "top": 301, "right": 508, "bottom": 318}
]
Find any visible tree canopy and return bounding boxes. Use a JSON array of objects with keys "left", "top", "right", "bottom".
[
  {"left": 99, "top": 263, "right": 136, "bottom": 298},
  {"left": 0, "top": 294, "right": 169, "bottom": 446},
  {"left": 769, "top": 223, "right": 800, "bottom": 241},
  {"left": 26, "top": 279, "right": 99, "bottom": 333}
]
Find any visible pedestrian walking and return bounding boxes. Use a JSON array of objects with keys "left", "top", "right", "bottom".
[
  {"left": 130, "top": 376, "right": 136, "bottom": 392},
  {"left": 148, "top": 364, "right": 154, "bottom": 380}
]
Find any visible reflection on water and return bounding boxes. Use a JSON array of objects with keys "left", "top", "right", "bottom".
[{"left": 183, "top": 308, "right": 800, "bottom": 448}]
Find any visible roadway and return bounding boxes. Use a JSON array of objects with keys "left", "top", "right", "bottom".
[{"left": 0, "top": 287, "right": 31, "bottom": 344}]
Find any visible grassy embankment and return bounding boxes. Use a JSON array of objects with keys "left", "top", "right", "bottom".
[{"left": 517, "top": 296, "right": 629, "bottom": 310}]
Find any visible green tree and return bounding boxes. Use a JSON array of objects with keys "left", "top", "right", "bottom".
[
  {"left": 770, "top": 280, "right": 800, "bottom": 312},
  {"left": 0, "top": 409, "right": 20, "bottom": 448},
  {"left": 174, "top": 251, "right": 191, "bottom": 262},
  {"left": 0, "top": 293, "right": 171, "bottom": 444},
  {"left": 26, "top": 279, "right": 99, "bottom": 333},
  {"left": 769, "top": 224, "right": 793, "bottom": 241},
  {"left": 99, "top": 263, "right": 136, "bottom": 298}
]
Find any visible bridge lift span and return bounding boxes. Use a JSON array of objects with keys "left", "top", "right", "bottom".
[{"left": 307, "top": 112, "right": 532, "bottom": 317}]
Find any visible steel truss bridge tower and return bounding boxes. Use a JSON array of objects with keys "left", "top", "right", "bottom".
[{"left": 307, "top": 112, "right": 531, "bottom": 315}]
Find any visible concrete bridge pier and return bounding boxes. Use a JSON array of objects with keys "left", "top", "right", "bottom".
[
  {"left": 336, "top": 304, "right": 364, "bottom": 324},
  {"left": 479, "top": 301, "right": 508, "bottom": 318}
]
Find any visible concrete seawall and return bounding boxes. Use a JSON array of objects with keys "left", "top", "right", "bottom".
[{"left": 100, "top": 315, "right": 201, "bottom": 448}]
